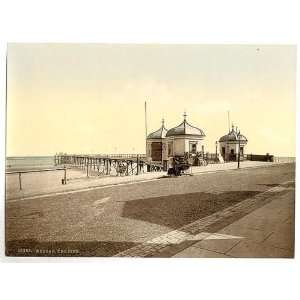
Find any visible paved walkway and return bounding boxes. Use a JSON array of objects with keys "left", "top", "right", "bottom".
[
  {"left": 172, "top": 183, "right": 294, "bottom": 258},
  {"left": 6, "top": 169, "right": 165, "bottom": 200},
  {"left": 6, "top": 161, "right": 286, "bottom": 201},
  {"left": 114, "top": 180, "right": 294, "bottom": 258},
  {"left": 6, "top": 163, "right": 295, "bottom": 258},
  {"left": 190, "top": 160, "right": 276, "bottom": 174}
]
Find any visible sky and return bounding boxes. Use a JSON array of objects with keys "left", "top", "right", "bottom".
[{"left": 6, "top": 44, "right": 296, "bottom": 157}]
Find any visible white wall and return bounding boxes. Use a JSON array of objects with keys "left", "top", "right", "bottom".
[
  {"left": 146, "top": 140, "right": 152, "bottom": 161},
  {"left": 173, "top": 138, "right": 186, "bottom": 156},
  {"left": 168, "top": 136, "right": 205, "bottom": 156},
  {"left": 162, "top": 141, "right": 168, "bottom": 161},
  {"left": 219, "top": 141, "right": 247, "bottom": 161},
  {"left": 148, "top": 136, "right": 206, "bottom": 159}
]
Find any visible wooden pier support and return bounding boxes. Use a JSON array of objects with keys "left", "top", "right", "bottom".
[{"left": 55, "top": 154, "right": 163, "bottom": 177}]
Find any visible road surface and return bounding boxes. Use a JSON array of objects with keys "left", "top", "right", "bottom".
[{"left": 6, "top": 163, "right": 295, "bottom": 257}]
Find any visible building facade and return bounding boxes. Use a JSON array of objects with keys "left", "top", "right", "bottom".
[
  {"left": 146, "top": 113, "right": 206, "bottom": 166},
  {"left": 218, "top": 125, "right": 248, "bottom": 161},
  {"left": 146, "top": 119, "right": 168, "bottom": 163}
]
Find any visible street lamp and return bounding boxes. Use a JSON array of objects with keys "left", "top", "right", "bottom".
[
  {"left": 215, "top": 141, "right": 218, "bottom": 162},
  {"left": 237, "top": 130, "right": 241, "bottom": 169}
]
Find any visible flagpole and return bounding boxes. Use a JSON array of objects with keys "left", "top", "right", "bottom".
[
  {"left": 227, "top": 110, "right": 231, "bottom": 133},
  {"left": 145, "top": 101, "right": 148, "bottom": 155}
]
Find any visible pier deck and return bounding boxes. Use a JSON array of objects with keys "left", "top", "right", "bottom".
[{"left": 55, "top": 154, "right": 163, "bottom": 176}]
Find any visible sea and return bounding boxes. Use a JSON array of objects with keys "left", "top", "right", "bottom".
[
  {"left": 5, "top": 155, "right": 295, "bottom": 172},
  {"left": 6, "top": 156, "right": 56, "bottom": 171}
]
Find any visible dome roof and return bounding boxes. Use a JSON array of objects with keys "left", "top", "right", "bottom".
[
  {"left": 166, "top": 115, "right": 205, "bottom": 137},
  {"left": 147, "top": 120, "right": 168, "bottom": 139},
  {"left": 219, "top": 125, "right": 248, "bottom": 142}
]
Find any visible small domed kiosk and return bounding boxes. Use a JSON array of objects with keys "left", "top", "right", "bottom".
[
  {"left": 166, "top": 112, "right": 206, "bottom": 158},
  {"left": 146, "top": 113, "right": 206, "bottom": 168},
  {"left": 219, "top": 125, "right": 248, "bottom": 161}
]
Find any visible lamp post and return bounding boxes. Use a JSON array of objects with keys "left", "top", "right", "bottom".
[
  {"left": 237, "top": 130, "right": 241, "bottom": 169},
  {"left": 215, "top": 141, "right": 218, "bottom": 162}
]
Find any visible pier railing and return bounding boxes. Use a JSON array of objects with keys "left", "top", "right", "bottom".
[
  {"left": 57, "top": 153, "right": 146, "bottom": 159},
  {"left": 54, "top": 154, "right": 162, "bottom": 177}
]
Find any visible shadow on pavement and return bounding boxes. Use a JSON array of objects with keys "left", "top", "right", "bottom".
[
  {"left": 121, "top": 190, "right": 261, "bottom": 229},
  {"left": 256, "top": 183, "right": 280, "bottom": 187}
]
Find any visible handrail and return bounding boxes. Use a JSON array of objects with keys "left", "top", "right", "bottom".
[
  {"left": 5, "top": 167, "right": 69, "bottom": 175},
  {"left": 6, "top": 167, "right": 69, "bottom": 190}
]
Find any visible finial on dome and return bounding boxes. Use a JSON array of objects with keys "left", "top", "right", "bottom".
[
  {"left": 183, "top": 110, "right": 187, "bottom": 121},
  {"left": 162, "top": 118, "right": 165, "bottom": 126},
  {"left": 232, "top": 123, "right": 234, "bottom": 131}
]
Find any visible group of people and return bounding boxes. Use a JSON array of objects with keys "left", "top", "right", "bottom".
[{"left": 167, "top": 155, "right": 190, "bottom": 176}]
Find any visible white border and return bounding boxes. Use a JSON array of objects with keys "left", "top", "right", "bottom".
[{"left": 0, "top": 1, "right": 299, "bottom": 300}]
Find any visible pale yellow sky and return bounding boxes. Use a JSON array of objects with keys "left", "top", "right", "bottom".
[{"left": 7, "top": 44, "right": 296, "bottom": 156}]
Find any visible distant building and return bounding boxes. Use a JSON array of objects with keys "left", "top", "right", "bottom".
[
  {"left": 146, "top": 113, "right": 206, "bottom": 167},
  {"left": 218, "top": 125, "right": 248, "bottom": 161}
]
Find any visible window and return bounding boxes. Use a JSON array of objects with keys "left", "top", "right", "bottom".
[
  {"left": 189, "top": 142, "right": 197, "bottom": 154},
  {"left": 168, "top": 142, "right": 173, "bottom": 156},
  {"left": 240, "top": 147, "right": 244, "bottom": 155}
]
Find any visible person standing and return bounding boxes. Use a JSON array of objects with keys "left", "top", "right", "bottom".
[{"left": 168, "top": 156, "right": 174, "bottom": 175}]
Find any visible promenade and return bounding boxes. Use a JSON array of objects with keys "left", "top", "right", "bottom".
[
  {"left": 7, "top": 161, "right": 283, "bottom": 201},
  {"left": 6, "top": 163, "right": 295, "bottom": 258},
  {"left": 172, "top": 185, "right": 294, "bottom": 258}
]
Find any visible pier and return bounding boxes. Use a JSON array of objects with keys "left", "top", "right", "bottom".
[{"left": 54, "top": 154, "right": 163, "bottom": 176}]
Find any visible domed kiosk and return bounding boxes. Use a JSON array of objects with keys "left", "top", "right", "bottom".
[
  {"left": 146, "top": 113, "right": 206, "bottom": 167},
  {"left": 219, "top": 125, "right": 248, "bottom": 161},
  {"left": 166, "top": 112, "right": 206, "bottom": 158}
]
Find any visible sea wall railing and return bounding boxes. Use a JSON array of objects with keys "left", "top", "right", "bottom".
[
  {"left": 6, "top": 167, "right": 69, "bottom": 191},
  {"left": 273, "top": 156, "right": 296, "bottom": 163}
]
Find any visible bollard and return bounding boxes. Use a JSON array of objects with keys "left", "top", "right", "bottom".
[
  {"left": 136, "top": 155, "right": 139, "bottom": 175},
  {"left": 64, "top": 166, "right": 67, "bottom": 184},
  {"left": 18, "top": 172, "right": 22, "bottom": 190}
]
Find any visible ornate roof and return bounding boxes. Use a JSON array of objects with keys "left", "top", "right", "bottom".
[
  {"left": 166, "top": 113, "right": 205, "bottom": 138},
  {"left": 147, "top": 119, "right": 168, "bottom": 139},
  {"left": 219, "top": 125, "right": 248, "bottom": 142}
]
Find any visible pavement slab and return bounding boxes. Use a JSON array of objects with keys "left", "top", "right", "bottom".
[
  {"left": 193, "top": 237, "right": 242, "bottom": 254},
  {"left": 115, "top": 179, "right": 294, "bottom": 257},
  {"left": 262, "top": 224, "right": 294, "bottom": 251},
  {"left": 217, "top": 224, "right": 272, "bottom": 243},
  {"left": 173, "top": 246, "right": 231, "bottom": 258},
  {"left": 226, "top": 240, "right": 293, "bottom": 258},
  {"left": 172, "top": 187, "right": 295, "bottom": 258}
]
